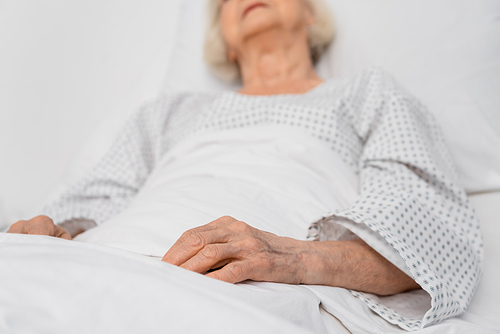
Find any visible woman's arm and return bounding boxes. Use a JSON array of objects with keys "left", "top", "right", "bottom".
[
  {"left": 303, "top": 238, "right": 420, "bottom": 295},
  {"left": 161, "top": 215, "right": 419, "bottom": 295},
  {"left": 308, "top": 68, "right": 483, "bottom": 327},
  {"left": 31, "top": 97, "right": 175, "bottom": 233}
]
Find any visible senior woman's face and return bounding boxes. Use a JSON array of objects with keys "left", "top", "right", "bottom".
[{"left": 218, "top": 0, "right": 314, "bottom": 59}]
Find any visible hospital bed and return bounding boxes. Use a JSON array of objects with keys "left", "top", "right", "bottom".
[{"left": 0, "top": 0, "right": 499, "bottom": 333}]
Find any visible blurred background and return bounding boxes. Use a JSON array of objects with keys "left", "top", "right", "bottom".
[{"left": 0, "top": 0, "right": 181, "bottom": 227}]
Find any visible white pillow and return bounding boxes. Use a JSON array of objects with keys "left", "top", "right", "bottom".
[
  {"left": 161, "top": 0, "right": 500, "bottom": 194},
  {"left": 322, "top": 0, "right": 500, "bottom": 194}
]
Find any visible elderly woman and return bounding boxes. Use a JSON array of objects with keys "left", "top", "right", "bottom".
[{"left": 8, "top": 0, "right": 482, "bottom": 329}]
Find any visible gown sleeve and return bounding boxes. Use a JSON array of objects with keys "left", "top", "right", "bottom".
[
  {"left": 38, "top": 96, "right": 177, "bottom": 226},
  {"left": 308, "top": 68, "right": 484, "bottom": 331}
]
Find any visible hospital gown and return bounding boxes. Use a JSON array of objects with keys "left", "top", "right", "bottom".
[{"left": 39, "top": 67, "right": 483, "bottom": 331}]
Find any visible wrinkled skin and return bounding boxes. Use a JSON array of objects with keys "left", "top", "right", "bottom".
[{"left": 162, "top": 216, "right": 420, "bottom": 295}]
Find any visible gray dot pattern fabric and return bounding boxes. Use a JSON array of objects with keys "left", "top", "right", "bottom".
[{"left": 39, "top": 67, "right": 483, "bottom": 331}]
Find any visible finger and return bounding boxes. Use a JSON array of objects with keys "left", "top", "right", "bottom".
[
  {"left": 54, "top": 226, "right": 72, "bottom": 240},
  {"left": 6, "top": 221, "right": 28, "bottom": 234},
  {"left": 180, "top": 243, "right": 235, "bottom": 274},
  {"left": 161, "top": 224, "right": 218, "bottom": 262},
  {"left": 26, "top": 222, "right": 55, "bottom": 236},
  {"left": 207, "top": 215, "right": 238, "bottom": 228},
  {"left": 26, "top": 216, "right": 56, "bottom": 236},
  {"left": 208, "top": 259, "right": 232, "bottom": 271},
  {"left": 179, "top": 215, "right": 236, "bottom": 234},
  {"left": 31, "top": 215, "right": 53, "bottom": 224},
  {"left": 205, "top": 261, "right": 250, "bottom": 284},
  {"left": 162, "top": 228, "right": 232, "bottom": 265}
]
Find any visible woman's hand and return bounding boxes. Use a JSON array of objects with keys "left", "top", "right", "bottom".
[
  {"left": 7, "top": 215, "right": 72, "bottom": 240},
  {"left": 161, "top": 216, "right": 313, "bottom": 284},
  {"left": 162, "top": 215, "right": 420, "bottom": 295}
]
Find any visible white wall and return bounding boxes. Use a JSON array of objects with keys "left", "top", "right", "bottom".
[{"left": 0, "top": 0, "right": 181, "bottom": 228}]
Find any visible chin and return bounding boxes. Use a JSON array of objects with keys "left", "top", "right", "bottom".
[{"left": 240, "top": 11, "right": 281, "bottom": 40}]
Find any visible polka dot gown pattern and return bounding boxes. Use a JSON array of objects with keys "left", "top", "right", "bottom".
[{"left": 40, "top": 67, "right": 483, "bottom": 331}]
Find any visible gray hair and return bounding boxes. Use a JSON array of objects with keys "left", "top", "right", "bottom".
[{"left": 203, "top": 0, "right": 335, "bottom": 83}]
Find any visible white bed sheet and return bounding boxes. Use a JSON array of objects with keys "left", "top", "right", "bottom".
[{"left": 1, "top": 126, "right": 498, "bottom": 334}]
